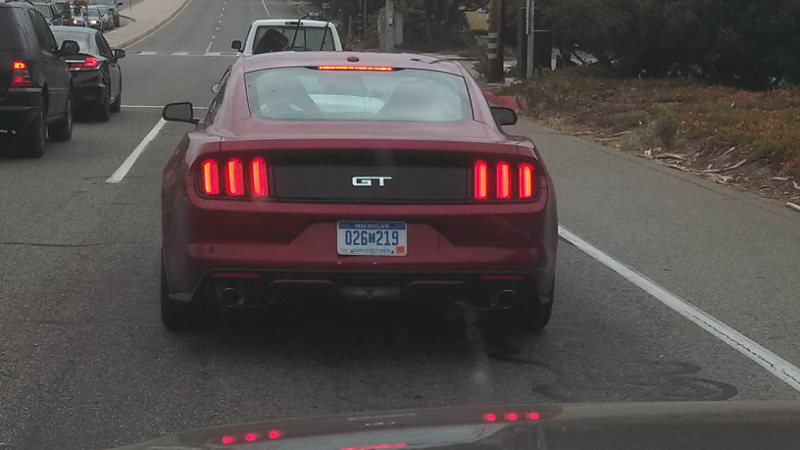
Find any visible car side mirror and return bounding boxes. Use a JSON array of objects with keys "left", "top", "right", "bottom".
[
  {"left": 211, "top": 83, "right": 220, "bottom": 94},
  {"left": 231, "top": 40, "right": 242, "bottom": 51},
  {"left": 60, "top": 40, "right": 79, "bottom": 56},
  {"left": 114, "top": 48, "right": 126, "bottom": 60},
  {"left": 163, "top": 102, "right": 199, "bottom": 124},
  {"left": 490, "top": 106, "right": 518, "bottom": 126}
]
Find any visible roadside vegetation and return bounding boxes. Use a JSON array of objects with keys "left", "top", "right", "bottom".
[{"left": 499, "top": 67, "right": 800, "bottom": 204}]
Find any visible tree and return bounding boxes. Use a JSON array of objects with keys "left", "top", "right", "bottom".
[{"left": 541, "top": 0, "right": 800, "bottom": 89}]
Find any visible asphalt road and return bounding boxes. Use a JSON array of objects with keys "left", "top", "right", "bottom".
[{"left": 2, "top": 0, "right": 800, "bottom": 448}]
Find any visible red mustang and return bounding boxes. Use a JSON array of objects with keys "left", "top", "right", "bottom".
[{"left": 160, "top": 52, "right": 558, "bottom": 332}]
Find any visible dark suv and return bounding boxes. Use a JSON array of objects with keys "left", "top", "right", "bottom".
[{"left": 0, "top": 1, "right": 78, "bottom": 158}]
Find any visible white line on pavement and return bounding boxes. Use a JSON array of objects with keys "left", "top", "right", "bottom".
[
  {"left": 205, "top": 41, "right": 213, "bottom": 53},
  {"left": 106, "top": 118, "right": 167, "bottom": 184},
  {"left": 260, "top": 0, "right": 270, "bottom": 16},
  {"left": 558, "top": 225, "right": 800, "bottom": 393}
]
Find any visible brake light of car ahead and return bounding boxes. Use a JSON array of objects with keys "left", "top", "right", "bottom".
[
  {"left": 10, "top": 61, "right": 32, "bottom": 87},
  {"left": 317, "top": 65, "right": 394, "bottom": 72},
  {"left": 199, "top": 157, "right": 269, "bottom": 198},
  {"left": 68, "top": 57, "right": 100, "bottom": 71},
  {"left": 474, "top": 160, "right": 536, "bottom": 200}
]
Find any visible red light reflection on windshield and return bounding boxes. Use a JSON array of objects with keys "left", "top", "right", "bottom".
[
  {"left": 483, "top": 413, "right": 497, "bottom": 422},
  {"left": 340, "top": 444, "right": 407, "bottom": 450},
  {"left": 526, "top": 412, "right": 540, "bottom": 420}
]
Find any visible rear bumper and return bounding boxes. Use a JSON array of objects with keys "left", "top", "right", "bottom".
[
  {"left": 174, "top": 268, "right": 554, "bottom": 310},
  {"left": 71, "top": 75, "right": 106, "bottom": 107},
  {"left": 0, "top": 88, "right": 42, "bottom": 131},
  {"left": 163, "top": 193, "right": 558, "bottom": 303}
]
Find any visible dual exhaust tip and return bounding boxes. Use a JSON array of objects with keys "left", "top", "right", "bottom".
[{"left": 215, "top": 280, "right": 519, "bottom": 309}]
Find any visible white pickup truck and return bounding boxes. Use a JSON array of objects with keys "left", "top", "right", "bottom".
[{"left": 232, "top": 19, "right": 342, "bottom": 55}]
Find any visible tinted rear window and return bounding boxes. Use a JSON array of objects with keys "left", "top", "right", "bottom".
[
  {"left": 52, "top": 29, "right": 92, "bottom": 53},
  {"left": 254, "top": 26, "right": 335, "bottom": 52},
  {"left": 244, "top": 67, "right": 472, "bottom": 122},
  {"left": 0, "top": 8, "right": 25, "bottom": 49},
  {"left": 33, "top": 4, "right": 52, "bottom": 18}
]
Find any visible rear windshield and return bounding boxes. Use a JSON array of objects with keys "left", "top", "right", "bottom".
[
  {"left": 0, "top": 9, "right": 25, "bottom": 49},
  {"left": 244, "top": 67, "right": 472, "bottom": 122},
  {"left": 253, "top": 25, "right": 335, "bottom": 52},
  {"left": 52, "top": 30, "right": 91, "bottom": 53},
  {"left": 33, "top": 4, "right": 52, "bottom": 18}
]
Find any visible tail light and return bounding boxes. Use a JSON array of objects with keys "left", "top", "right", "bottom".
[
  {"left": 250, "top": 158, "right": 268, "bottom": 197},
  {"left": 519, "top": 163, "right": 534, "bottom": 198},
  {"left": 473, "top": 160, "right": 488, "bottom": 200},
  {"left": 473, "top": 160, "right": 538, "bottom": 201},
  {"left": 496, "top": 162, "right": 510, "bottom": 199},
  {"left": 68, "top": 56, "right": 100, "bottom": 71},
  {"left": 10, "top": 61, "right": 32, "bottom": 87},
  {"left": 225, "top": 159, "right": 244, "bottom": 196},
  {"left": 201, "top": 160, "right": 220, "bottom": 195},
  {"left": 199, "top": 157, "right": 269, "bottom": 199}
]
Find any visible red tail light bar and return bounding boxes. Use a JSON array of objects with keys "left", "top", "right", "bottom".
[
  {"left": 199, "top": 157, "right": 269, "bottom": 198},
  {"left": 474, "top": 160, "right": 537, "bottom": 201},
  {"left": 68, "top": 57, "right": 100, "bottom": 71}
]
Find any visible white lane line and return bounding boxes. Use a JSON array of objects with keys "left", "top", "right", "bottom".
[
  {"left": 205, "top": 41, "right": 213, "bottom": 53},
  {"left": 106, "top": 119, "right": 167, "bottom": 184},
  {"left": 260, "top": 0, "right": 270, "bottom": 16},
  {"left": 558, "top": 225, "right": 800, "bottom": 392},
  {"left": 173, "top": 51, "right": 189, "bottom": 56}
]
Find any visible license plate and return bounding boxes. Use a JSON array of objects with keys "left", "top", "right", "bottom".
[{"left": 337, "top": 221, "right": 407, "bottom": 256}]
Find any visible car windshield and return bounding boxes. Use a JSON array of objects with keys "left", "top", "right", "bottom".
[
  {"left": 253, "top": 25, "right": 335, "bottom": 51},
  {"left": 244, "top": 67, "right": 472, "bottom": 122},
  {"left": 52, "top": 30, "right": 91, "bottom": 53},
  {"left": 87, "top": 7, "right": 101, "bottom": 16}
]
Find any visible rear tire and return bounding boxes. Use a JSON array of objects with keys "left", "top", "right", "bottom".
[
  {"left": 49, "top": 96, "right": 73, "bottom": 142},
  {"left": 517, "top": 278, "right": 554, "bottom": 332},
  {"left": 110, "top": 89, "right": 121, "bottom": 113},
  {"left": 20, "top": 97, "right": 47, "bottom": 158},
  {"left": 94, "top": 93, "right": 110, "bottom": 122},
  {"left": 160, "top": 259, "right": 218, "bottom": 332}
]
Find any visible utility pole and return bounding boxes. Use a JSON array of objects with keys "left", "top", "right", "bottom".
[
  {"left": 385, "top": 0, "right": 395, "bottom": 52},
  {"left": 526, "top": 0, "right": 535, "bottom": 79},
  {"left": 486, "top": 0, "right": 504, "bottom": 83}
]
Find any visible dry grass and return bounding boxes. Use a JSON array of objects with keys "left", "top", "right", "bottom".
[{"left": 498, "top": 67, "right": 800, "bottom": 202}]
